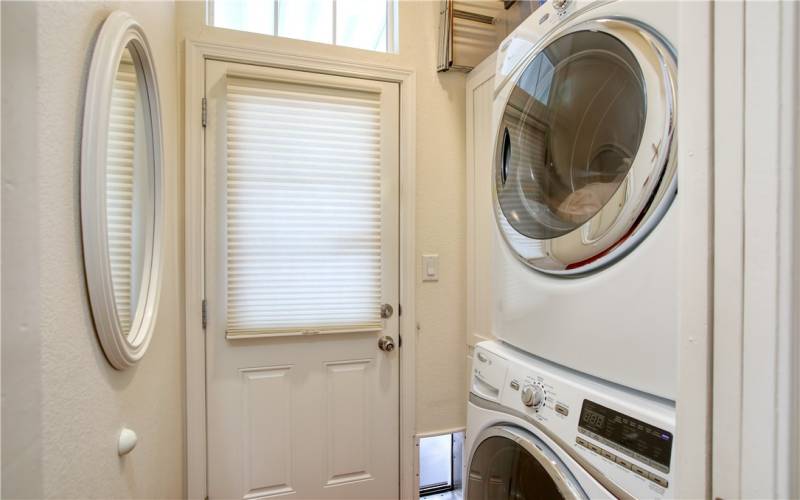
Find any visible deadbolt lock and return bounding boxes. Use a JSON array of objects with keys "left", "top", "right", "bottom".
[{"left": 381, "top": 304, "right": 394, "bottom": 319}]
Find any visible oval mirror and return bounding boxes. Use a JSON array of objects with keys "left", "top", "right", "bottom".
[{"left": 81, "top": 11, "right": 163, "bottom": 369}]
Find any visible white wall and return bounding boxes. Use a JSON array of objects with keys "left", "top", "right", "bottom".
[
  {"left": 176, "top": 0, "right": 468, "bottom": 435},
  {"left": 1, "top": 2, "right": 185, "bottom": 497}
]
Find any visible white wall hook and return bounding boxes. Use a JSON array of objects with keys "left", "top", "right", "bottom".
[{"left": 118, "top": 427, "right": 137, "bottom": 456}]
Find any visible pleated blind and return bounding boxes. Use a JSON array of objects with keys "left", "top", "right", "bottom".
[
  {"left": 106, "top": 53, "right": 137, "bottom": 332},
  {"left": 225, "top": 77, "right": 383, "bottom": 337}
]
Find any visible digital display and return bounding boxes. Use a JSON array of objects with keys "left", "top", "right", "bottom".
[
  {"left": 579, "top": 399, "right": 673, "bottom": 471},
  {"left": 581, "top": 409, "right": 605, "bottom": 428}
]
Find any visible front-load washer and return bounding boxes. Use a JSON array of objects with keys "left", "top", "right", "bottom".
[
  {"left": 466, "top": 341, "right": 676, "bottom": 500},
  {"left": 489, "top": 0, "right": 678, "bottom": 399}
]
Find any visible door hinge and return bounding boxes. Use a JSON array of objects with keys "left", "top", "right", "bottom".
[
  {"left": 201, "top": 299, "right": 208, "bottom": 329},
  {"left": 201, "top": 97, "right": 207, "bottom": 128},
  {"left": 398, "top": 335, "right": 403, "bottom": 348},
  {"left": 398, "top": 304, "right": 402, "bottom": 316}
]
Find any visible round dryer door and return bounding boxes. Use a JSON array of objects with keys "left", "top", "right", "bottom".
[
  {"left": 494, "top": 19, "right": 677, "bottom": 275},
  {"left": 466, "top": 426, "right": 586, "bottom": 500}
]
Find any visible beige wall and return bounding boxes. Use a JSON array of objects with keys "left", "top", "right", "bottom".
[
  {"left": 1, "top": 2, "right": 185, "bottom": 498},
  {"left": 176, "top": 0, "right": 467, "bottom": 435},
  {"left": 1, "top": 2, "right": 465, "bottom": 496}
]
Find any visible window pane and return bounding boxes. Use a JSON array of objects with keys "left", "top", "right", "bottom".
[
  {"left": 468, "top": 436, "right": 565, "bottom": 500},
  {"left": 212, "top": 0, "right": 275, "bottom": 35},
  {"left": 336, "top": 0, "right": 387, "bottom": 52},
  {"left": 277, "top": 0, "right": 333, "bottom": 44},
  {"left": 496, "top": 31, "right": 645, "bottom": 240},
  {"left": 224, "top": 77, "right": 383, "bottom": 335},
  {"left": 419, "top": 434, "right": 452, "bottom": 490}
]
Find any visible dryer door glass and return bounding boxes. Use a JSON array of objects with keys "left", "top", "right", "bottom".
[
  {"left": 467, "top": 430, "right": 581, "bottom": 500},
  {"left": 496, "top": 30, "right": 645, "bottom": 240}
]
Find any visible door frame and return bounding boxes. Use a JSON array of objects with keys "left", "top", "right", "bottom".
[{"left": 184, "top": 39, "right": 417, "bottom": 500}]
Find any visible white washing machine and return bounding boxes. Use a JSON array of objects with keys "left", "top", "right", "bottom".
[
  {"left": 489, "top": 0, "right": 679, "bottom": 399},
  {"left": 466, "top": 341, "right": 676, "bottom": 500}
]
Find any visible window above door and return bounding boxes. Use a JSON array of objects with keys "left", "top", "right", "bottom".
[{"left": 207, "top": 0, "right": 396, "bottom": 53}]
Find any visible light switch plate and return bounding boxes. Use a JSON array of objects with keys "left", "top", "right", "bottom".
[{"left": 422, "top": 254, "right": 439, "bottom": 282}]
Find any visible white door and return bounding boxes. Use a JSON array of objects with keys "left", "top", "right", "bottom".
[{"left": 204, "top": 60, "right": 400, "bottom": 500}]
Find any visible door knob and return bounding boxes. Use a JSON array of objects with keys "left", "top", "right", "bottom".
[{"left": 378, "top": 335, "right": 395, "bottom": 352}]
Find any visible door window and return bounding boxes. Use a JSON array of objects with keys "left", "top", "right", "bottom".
[
  {"left": 223, "top": 76, "right": 384, "bottom": 336},
  {"left": 496, "top": 30, "right": 646, "bottom": 240}
]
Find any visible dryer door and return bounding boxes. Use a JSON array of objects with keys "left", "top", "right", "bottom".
[
  {"left": 466, "top": 425, "right": 586, "bottom": 500},
  {"left": 494, "top": 19, "right": 676, "bottom": 275}
]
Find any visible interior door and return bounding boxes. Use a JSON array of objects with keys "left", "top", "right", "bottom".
[{"left": 204, "top": 59, "right": 400, "bottom": 500}]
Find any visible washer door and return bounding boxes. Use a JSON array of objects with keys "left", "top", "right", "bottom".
[
  {"left": 494, "top": 19, "right": 677, "bottom": 275},
  {"left": 467, "top": 426, "right": 586, "bottom": 500}
]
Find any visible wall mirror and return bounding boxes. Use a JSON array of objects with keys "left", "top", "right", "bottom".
[{"left": 81, "top": 11, "right": 164, "bottom": 369}]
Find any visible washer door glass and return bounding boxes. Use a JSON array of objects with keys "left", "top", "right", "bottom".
[
  {"left": 494, "top": 21, "right": 677, "bottom": 275},
  {"left": 467, "top": 427, "right": 583, "bottom": 500},
  {"left": 497, "top": 30, "right": 645, "bottom": 240}
]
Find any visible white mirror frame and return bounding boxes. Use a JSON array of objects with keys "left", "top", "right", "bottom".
[{"left": 81, "top": 11, "right": 164, "bottom": 370}]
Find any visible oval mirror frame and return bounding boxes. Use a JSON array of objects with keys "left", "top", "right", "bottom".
[{"left": 81, "top": 11, "right": 164, "bottom": 369}]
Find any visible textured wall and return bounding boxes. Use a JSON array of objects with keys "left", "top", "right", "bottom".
[
  {"left": 1, "top": 2, "right": 185, "bottom": 498},
  {"left": 408, "top": 1, "right": 469, "bottom": 433},
  {"left": 176, "top": 0, "right": 467, "bottom": 435}
]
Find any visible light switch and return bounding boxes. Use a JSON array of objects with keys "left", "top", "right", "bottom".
[{"left": 422, "top": 254, "right": 439, "bottom": 281}]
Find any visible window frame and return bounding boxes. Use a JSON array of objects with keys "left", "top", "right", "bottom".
[{"left": 205, "top": 0, "right": 398, "bottom": 54}]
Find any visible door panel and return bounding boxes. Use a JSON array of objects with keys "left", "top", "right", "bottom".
[
  {"left": 324, "top": 359, "right": 372, "bottom": 486},
  {"left": 241, "top": 365, "right": 293, "bottom": 498},
  {"left": 205, "top": 60, "right": 400, "bottom": 499}
]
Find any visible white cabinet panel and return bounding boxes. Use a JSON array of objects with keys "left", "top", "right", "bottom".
[{"left": 466, "top": 54, "right": 497, "bottom": 347}]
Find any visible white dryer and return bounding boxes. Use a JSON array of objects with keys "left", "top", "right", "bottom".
[
  {"left": 489, "top": 0, "right": 678, "bottom": 399},
  {"left": 466, "top": 341, "right": 676, "bottom": 500}
]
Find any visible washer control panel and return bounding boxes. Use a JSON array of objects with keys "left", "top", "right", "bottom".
[
  {"left": 551, "top": 0, "right": 570, "bottom": 14},
  {"left": 495, "top": 0, "right": 588, "bottom": 88},
  {"left": 472, "top": 342, "right": 676, "bottom": 499},
  {"left": 575, "top": 436, "right": 669, "bottom": 488},
  {"left": 578, "top": 399, "right": 672, "bottom": 475},
  {"left": 521, "top": 383, "right": 545, "bottom": 409}
]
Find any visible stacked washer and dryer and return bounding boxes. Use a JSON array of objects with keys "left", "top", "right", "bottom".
[{"left": 466, "top": 0, "right": 678, "bottom": 498}]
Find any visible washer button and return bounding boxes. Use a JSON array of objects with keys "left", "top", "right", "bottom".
[
  {"left": 555, "top": 403, "right": 569, "bottom": 416},
  {"left": 615, "top": 456, "right": 632, "bottom": 470},
  {"left": 650, "top": 474, "right": 669, "bottom": 488},
  {"left": 632, "top": 465, "right": 649, "bottom": 479}
]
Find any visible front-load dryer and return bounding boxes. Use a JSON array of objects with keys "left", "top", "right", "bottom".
[
  {"left": 466, "top": 341, "right": 676, "bottom": 499},
  {"left": 490, "top": 0, "right": 678, "bottom": 399}
]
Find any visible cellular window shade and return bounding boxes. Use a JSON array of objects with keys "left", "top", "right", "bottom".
[
  {"left": 106, "top": 54, "right": 137, "bottom": 333},
  {"left": 225, "top": 77, "right": 383, "bottom": 337}
]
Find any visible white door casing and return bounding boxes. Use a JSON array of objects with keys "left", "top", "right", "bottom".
[{"left": 204, "top": 59, "right": 400, "bottom": 499}]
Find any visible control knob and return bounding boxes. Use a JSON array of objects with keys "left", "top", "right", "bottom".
[
  {"left": 552, "top": 0, "right": 569, "bottom": 12},
  {"left": 521, "top": 384, "right": 545, "bottom": 409}
]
